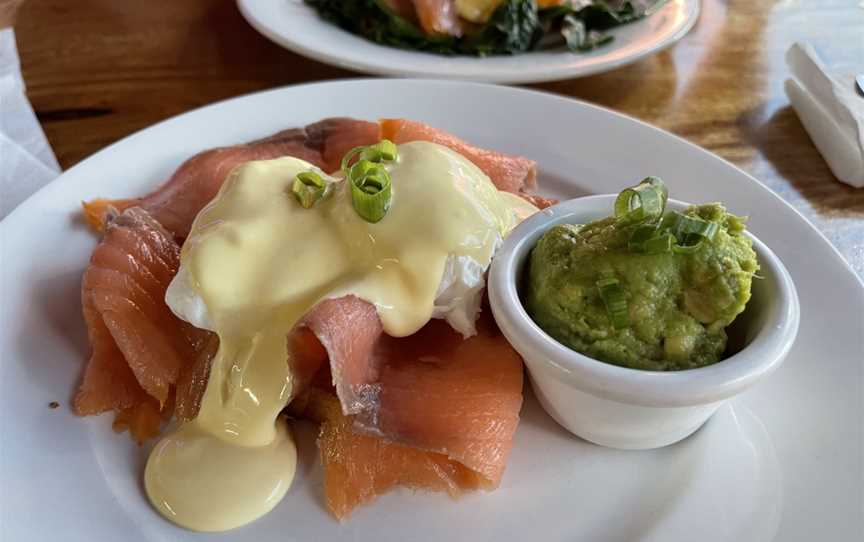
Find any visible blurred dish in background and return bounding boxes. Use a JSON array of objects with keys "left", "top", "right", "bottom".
[
  {"left": 304, "top": 0, "right": 666, "bottom": 57},
  {"left": 237, "top": 0, "right": 700, "bottom": 83}
]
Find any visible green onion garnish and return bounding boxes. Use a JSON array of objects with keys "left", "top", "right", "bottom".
[
  {"left": 614, "top": 176, "right": 668, "bottom": 223},
  {"left": 341, "top": 140, "right": 398, "bottom": 222},
  {"left": 669, "top": 212, "right": 719, "bottom": 241},
  {"left": 667, "top": 212, "right": 719, "bottom": 253},
  {"left": 363, "top": 139, "right": 398, "bottom": 163},
  {"left": 619, "top": 178, "right": 723, "bottom": 256},
  {"left": 291, "top": 171, "right": 326, "bottom": 208},
  {"left": 349, "top": 159, "right": 392, "bottom": 223},
  {"left": 597, "top": 277, "right": 629, "bottom": 329},
  {"left": 341, "top": 139, "right": 399, "bottom": 172},
  {"left": 629, "top": 224, "right": 676, "bottom": 255},
  {"left": 341, "top": 147, "right": 364, "bottom": 172}
]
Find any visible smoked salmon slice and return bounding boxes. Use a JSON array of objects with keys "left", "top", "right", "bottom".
[
  {"left": 83, "top": 118, "right": 541, "bottom": 239},
  {"left": 174, "top": 332, "right": 219, "bottom": 422},
  {"left": 82, "top": 119, "right": 381, "bottom": 239},
  {"left": 303, "top": 388, "right": 486, "bottom": 520},
  {"left": 75, "top": 292, "right": 150, "bottom": 415},
  {"left": 111, "top": 395, "right": 168, "bottom": 444},
  {"left": 75, "top": 207, "right": 211, "bottom": 439},
  {"left": 303, "top": 296, "right": 385, "bottom": 416},
  {"left": 380, "top": 118, "right": 537, "bottom": 194},
  {"left": 297, "top": 311, "right": 523, "bottom": 519},
  {"left": 353, "top": 314, "right": 523, "bottom": 487}
]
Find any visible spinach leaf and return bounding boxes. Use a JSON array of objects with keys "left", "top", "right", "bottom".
[
  {"left": 541, "top": 0, "right": 666, "bottom": 53},
  {"left": 463, "top": 0, "right": 543, "bottom": 56},
  {"left": 305, "top": 0, "right": 458, "bottom": 54}
]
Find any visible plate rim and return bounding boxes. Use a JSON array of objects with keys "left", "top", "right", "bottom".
[{"left": 235, "top": 0, "right": 701, "bottom": 84}]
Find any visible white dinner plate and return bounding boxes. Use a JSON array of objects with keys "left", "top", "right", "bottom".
[
  {"left": 1, "top": 80, "right": 861, "bottom": 542},
  {"left": 237, "top": 0, "right": 700, "bottom": 83}
]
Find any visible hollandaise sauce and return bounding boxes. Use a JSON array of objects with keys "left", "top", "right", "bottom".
[{"left": 145, "top": 141, "right": 536, "bottom": 531}]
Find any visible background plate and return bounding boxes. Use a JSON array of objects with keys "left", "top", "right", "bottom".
[
  {"left": 1, "top": 80, "right": 861, "bottom": 541},
  {"left": 237, "top": 0, "right": 700, "bottom": 83}
]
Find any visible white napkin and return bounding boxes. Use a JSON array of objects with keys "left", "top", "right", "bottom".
[
  {"left": 785, "top": 42, "right": 864, "bottom": 188},
  {"left": 0, "top": 28, "right": 61, "bottom": 219}
]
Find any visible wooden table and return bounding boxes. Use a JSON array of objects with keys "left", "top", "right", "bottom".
[{"left": 13, "top": 0, "right": 864, "bottom": 277}]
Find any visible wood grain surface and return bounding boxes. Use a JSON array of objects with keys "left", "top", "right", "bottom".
[{"left": 12, "top": 0, "right": 864, "bottom": 276}]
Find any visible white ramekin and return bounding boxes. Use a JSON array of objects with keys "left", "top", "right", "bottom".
[{"left": 489, "top": 195, "right": 800, "bottom": 450}]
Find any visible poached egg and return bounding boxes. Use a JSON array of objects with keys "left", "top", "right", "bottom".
[{"left": 145, "top": 141, "right": 537, "bottom": 531}]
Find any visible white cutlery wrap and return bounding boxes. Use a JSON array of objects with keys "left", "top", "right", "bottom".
[
  {"left": 785, "top": 42, "right": 864, "bottom": 188},
  {"left": 1, "top": 28, "right": 61, "bottom": 219}
]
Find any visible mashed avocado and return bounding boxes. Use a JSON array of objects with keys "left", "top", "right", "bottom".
[{"left": 525, "top": 186, "right": 759, "bottom": 371}]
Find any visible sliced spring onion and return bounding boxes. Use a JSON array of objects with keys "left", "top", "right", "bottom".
[
  {"left": 669, "top": 211, "right": 720, "bottom": 241},
  {"left": 597, "top": 277, "right": 629, "bottom": 329},
  {"left": 628, "top": 208, "right": 723, "bottom": 255},
  {"left": 666, "top": 212, "right": 720, "bottom": 253},
  {"left": 614, "top": 176, "right": 668, "bottom": 222},
  {"left": 349, "top": 159, "right": 392, "bottom": 223},
  {"left": 340, "top": 139, "right": 399, "bottom": 172},
  {"left": 362, "top": 139, "right": 398, "bottom": 163},
  {"left": 671, "top": 233, "right": 705, "bottom": 254},
  {"left": 342, "top": 141, "right": 398, "bottom": 222},
  {"left": 340, "top": 146, "right": 365, "bottom": 172},
  {"left": 291, "top": 171, "right": 326, "bottom": 208},
  {"left": 627, "top": 221, "right": 676, "bottom": 255},
  {"left": 658, "top": 210, "right": 678, "bottom": 231}
]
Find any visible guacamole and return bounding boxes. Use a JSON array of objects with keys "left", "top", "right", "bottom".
[{"left": 525, "top": 182, "right": 759, "bottom": 371}]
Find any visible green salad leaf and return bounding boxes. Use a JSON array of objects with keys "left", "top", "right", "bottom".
[
  {"left": 541, "top": 1, "right": 667, "bottom": 52},
  {"left": 305, "top": 0, "right": 454, "bottom": 54},
  {"left": 463, "top": 0, "right": 543, "bottom": 56},
  {"left": 304, "top": 0, "right": 666, "bottom": 57}
]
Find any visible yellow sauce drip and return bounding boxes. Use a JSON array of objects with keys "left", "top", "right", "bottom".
[
  {"left": 145, "top": 141, "right": 537, "bottom": 531},
  {"left": 144, "top": 423, "right": 296, "bottom": 532}
]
